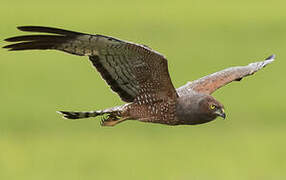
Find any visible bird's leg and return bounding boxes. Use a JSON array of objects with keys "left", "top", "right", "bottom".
[
  {"left": 100, "top": 112, "right": 129, "bottom": 127},
  {"left": 101, "top": 117, "right": 128, "bottom": 126}
]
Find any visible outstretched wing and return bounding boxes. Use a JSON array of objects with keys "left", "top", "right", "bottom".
[
  {"left": 3, "top": 26, "right": 178, "bottom": 102},
  {"left": 177, "top": 55, "right": 275, "bottom": 95}
]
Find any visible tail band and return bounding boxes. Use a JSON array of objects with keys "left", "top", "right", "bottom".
[{"left": 57, "top": 111, "right": 102, "bottom": 119}]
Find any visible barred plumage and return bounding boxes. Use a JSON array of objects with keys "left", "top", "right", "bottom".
[
  {"left": 57, "top": 111, "right": 102, "bottom": 119},
  {"left": 3, "top": 26, "right": 275, "bottom": 126}
]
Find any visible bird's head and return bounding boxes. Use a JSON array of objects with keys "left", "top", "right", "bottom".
[
  {"left": 199, "top": 95, "right": 225, "bottom": 120},
  {"left": 175, "top": 93, "right": 226, "bottom": 125}
]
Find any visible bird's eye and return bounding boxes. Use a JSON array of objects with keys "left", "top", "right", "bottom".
[{"left": 210, "top": 104, "right": 216, "bottom": 110}]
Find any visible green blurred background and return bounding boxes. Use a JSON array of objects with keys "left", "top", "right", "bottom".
[{"left": 0, "top": 0, "right": 285, "bottom": 179}]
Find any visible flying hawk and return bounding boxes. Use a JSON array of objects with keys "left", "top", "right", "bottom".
[{"left": 3, "top": 26, "right": 275, "bottom": 126}]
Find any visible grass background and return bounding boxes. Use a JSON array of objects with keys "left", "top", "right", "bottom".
[{"left": 0, "top": 0, "right": 286, "bottom": 179}]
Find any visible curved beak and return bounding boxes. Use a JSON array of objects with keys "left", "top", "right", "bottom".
[{"left": 215, "top": 108, "right": 226, "bottom": 119}]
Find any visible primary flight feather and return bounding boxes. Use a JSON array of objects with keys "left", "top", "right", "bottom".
[{"left": 3, "top": 26, "right": 275, "bottom": 126}]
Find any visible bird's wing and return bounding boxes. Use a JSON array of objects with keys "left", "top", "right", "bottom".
[
  {"left": 177, "top": 55, "right": 275, "bottom": 95},
  {"left": 3, "top": 26, "right": 178, "bottom": 102}
]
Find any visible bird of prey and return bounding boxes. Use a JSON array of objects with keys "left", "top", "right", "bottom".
[{"left": 3, "top": 26, "right": 275, "bottom": 126}]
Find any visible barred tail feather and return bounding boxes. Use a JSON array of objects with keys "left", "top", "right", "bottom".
[
  {"left": 57, "top": 105, "right": 129, "bottom": 126},
  {"left": 57, "top": 110, "right": 103, "bottom": 120}
]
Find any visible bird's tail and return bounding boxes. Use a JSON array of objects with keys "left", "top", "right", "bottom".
[
  {"left": 57, "top": 110, "right": 103, "bottom": 119},
  {"left": 57, "top": 105, "right": 129, "bottom": 126}
]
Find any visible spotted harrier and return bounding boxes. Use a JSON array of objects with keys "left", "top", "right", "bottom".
[{"left": 3, "top": 26, "right": 275, "bottom": 126}]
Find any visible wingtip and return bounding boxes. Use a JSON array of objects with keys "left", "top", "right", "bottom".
[
  {"left": 16, "top": 26, "right": 41, "bottom": 32},
  {"left": 2, "top": 44, "right": 16, "bottom": 51},
  {"left": 265, "top": 54, "right": 276, "bottom": 61},
  {"left": 2, "top": 44, "right": 9, "bottom": 48},
  {"left": 17, "top": 26, "right": 23, "bottom": 29},
  {"left": 17, "top": 26, "right": 28, "bottom": 31},
  {"left": 4, "top": 37, "right": 11, "bottom": 42},
  {"left": 262, "top": 54, "right": 275, "bottom": 67}
]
